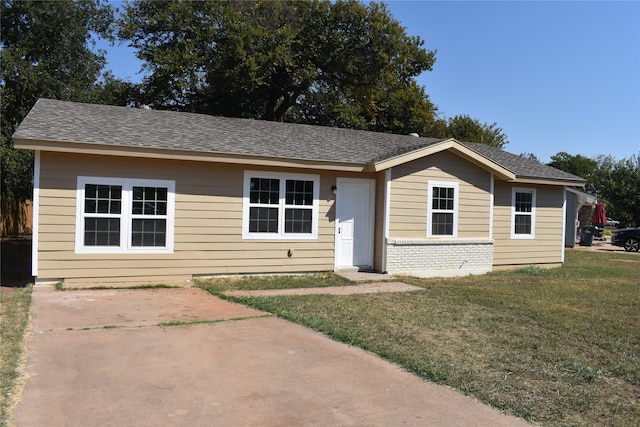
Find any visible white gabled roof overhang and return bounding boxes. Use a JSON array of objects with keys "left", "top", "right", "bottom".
[
  {"left": 370, "top": 138, "right": 517, "bottom": 181},
  {"left": 509, "top": 176, "right": 586, "bottom": 186},
  {"left": 566, "top": 187, "right": 597, "bottom": 205}
]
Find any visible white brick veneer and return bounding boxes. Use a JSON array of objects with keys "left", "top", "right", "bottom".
[{"left": 385, "top": 238, "right": 494, "bottom": 277}]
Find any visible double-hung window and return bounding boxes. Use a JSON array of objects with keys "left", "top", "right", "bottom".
[
  {"left": 242, "top": 171, "right": 319, "bottom": 239},
  {"left": 76, "top": 177, "right": 175, "bottom": 253},
  {"left": 427, "top": 181, "right": 459, "bottom": 237},
  {"left": 511, "top": 188, "right": 536, "bottom": 239}
]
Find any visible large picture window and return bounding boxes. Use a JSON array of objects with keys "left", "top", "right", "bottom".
[
  {"left": 427, "top": 181, "right": 459, "bottom": 237},
  {"left": 243, "top": 171, "right": 319, "bottom": 239},
  {"left": 511, "top": 188, "right": 536, "bottom": 239},
  {"left": 76, "top": 177, "right": 175, "bottom": 253}
]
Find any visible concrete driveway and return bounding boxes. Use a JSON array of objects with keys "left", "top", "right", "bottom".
[{"left": 12, "top": 285, "right": 531, "bottom": 426}]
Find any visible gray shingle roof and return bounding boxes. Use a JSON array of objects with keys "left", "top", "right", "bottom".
[
  {"left": 13, "top": 98, "right": 442, "bottom": 165},
  {"left": 461, "top": 142, "right": 585, "bottom": 183},
  {"left": 14, "top": 98, "right": 585, "bottom": 184}
]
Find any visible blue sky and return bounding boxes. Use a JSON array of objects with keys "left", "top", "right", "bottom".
[{"left": 99, "top": 1, "right": 640, "bottom": 163}]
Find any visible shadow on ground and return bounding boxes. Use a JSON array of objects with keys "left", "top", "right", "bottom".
[{"left": 1, "top": 236, "right": 33, "bottom": 288}]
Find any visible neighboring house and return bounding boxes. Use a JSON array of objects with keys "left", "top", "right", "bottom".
[
  {"left": 13, "top": 99, "right": 586, "bottom": 283},
  {"left": 565, "top": 188, "right": 597, "bottom": 247}
]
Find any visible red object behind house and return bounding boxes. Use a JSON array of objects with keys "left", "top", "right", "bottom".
[{"left": 592, "top": 202, "right": 606, "bottom": 226}]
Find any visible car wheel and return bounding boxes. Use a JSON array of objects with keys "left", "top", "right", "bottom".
[{"left": 624, "top": 237, "right": 640, "bottom": 252}]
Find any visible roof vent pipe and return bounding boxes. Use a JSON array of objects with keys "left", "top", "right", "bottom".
[{"left": 408, "top": 133, "right": 419, "bottom": 137}]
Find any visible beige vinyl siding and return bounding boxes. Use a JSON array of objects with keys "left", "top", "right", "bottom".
[
  {"left": 388, "top": 151, "right": 491, "bottom": 239},
  {"left": 492, "top": 181, "right": 564, "bottom": 266},
  {"left": 36, "top": 152, "right": 372, "bottom": 282}
]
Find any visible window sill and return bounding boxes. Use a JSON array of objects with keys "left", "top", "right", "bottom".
[
  {"left": 75, "top": 247, "right": 174, "bottom": 255},
  {"left": 242, "top": 233, "right": 318, "bottom": 240}
]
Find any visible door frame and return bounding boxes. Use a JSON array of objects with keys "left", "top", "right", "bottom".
[{"left": 334, "top": 177, "right": 376, "bottom": 270}]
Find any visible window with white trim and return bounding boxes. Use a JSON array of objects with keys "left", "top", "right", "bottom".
[
  {"left": 427, "top": 181, "right": 459, "bottom": 237},
  {"left": 242, "top": 171, "right": 319, "bottom": 239},
  {"left": 511, "top": 188, "right": 536, "bottom": 239},
  {"left": 76, "top": 177, "right": 175, "bottom": 253}
]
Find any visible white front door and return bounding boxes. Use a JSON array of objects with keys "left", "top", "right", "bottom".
[{"left": 335, "top": 178, "right": 375, "bottom": 270}]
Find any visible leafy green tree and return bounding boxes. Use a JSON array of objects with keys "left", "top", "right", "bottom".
[
  {"left": 520, "top": 152, "right": 541, "bottom": 162},
  {"left": 443, "top": 114, "right": 508, "bottom": 148},
  {"left": 289, "top": 79, "right": 443, "bottom": 136},
  {"left": 118, "top": 0, "right": 437, "bottom": 130},
  {"left": 548, "top": 152, "right": 598, "bottom": 185},
  {"left": 119, "top": 0, "right": 516, "bottom": 142},
  {"left": 1, "top": 0, "right": 132, "bottom": 233},
  {"left": 91, "top": 72, "right": 143, "bottom": 107},
  {"left": 593, "top": 155, "right": 640, "bottom": 227},
  {"left": 548, "top": 152, "right": 640, "bottom": 227}
]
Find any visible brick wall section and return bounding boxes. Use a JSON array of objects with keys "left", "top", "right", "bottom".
[
  {"left": 386, "top": 238, "right": 494, "bottom": 277},
  {"left": 578, "top": 205, "right": 594, "bottom": 227}
]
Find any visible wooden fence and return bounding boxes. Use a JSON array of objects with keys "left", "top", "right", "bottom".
[{"left": 1, "top": 199, "right": 33, "bottom": 237}]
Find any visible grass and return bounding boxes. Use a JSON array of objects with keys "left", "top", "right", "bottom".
[
  {"left": 157, "top": 314, "right": 271, "bottom": 328},
  {"left": 204, "top": 250, "right": 640, "bottom": 426},
  {"left": 2, "top": 252, "right": 637, "bottom": 425},
  {"left": 0, "top": 286, "right": 33, "bottom": 425},
  {"left": 196, "top": 272, "right": 354, "bottom": 295},
  {"left": 63, "top": 315, "right": 273, "bottom": 331}
]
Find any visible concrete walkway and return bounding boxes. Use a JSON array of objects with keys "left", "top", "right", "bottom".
[
  {"left": 11, "top": 285, "right": 532, "bottom": 427},
  {"left": 587, "top": 241, "right": 635, "bottom": 253}
]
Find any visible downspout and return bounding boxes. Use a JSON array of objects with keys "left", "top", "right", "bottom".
[
  {"left": 381, "top": 168, "right": 392, "bottom": 273},
  {"left": 489, "top": 174, "right": 494, "bottom": 240},
  {"left": 561, "top": 187, "right": 567, "bottom": 263},
  {"left": 32, "top": 150, "right": 41, "bottom": 278}
]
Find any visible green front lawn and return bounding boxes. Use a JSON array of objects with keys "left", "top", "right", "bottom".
[
  {"left": 0, "top": 286, "right": 32, "bottom": 425},
  {"left": 204, "top": 250, "right": 640, "bottom": 426}
]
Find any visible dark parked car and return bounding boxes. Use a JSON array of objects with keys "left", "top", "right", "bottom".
[{"left": 611, "top": 227, "right": 640, "bottom": 252}]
